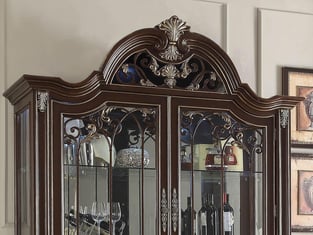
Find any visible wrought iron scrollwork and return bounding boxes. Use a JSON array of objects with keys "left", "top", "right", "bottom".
[
  {"left": 112, "top": 16, "right": 226, "bottom": 92},
  {"left": 63, "top": 105, "right": 157, "bottom": 153},
  {"left": 181, "top": 111, "right": 263, "bottom": 156},
  {"left": 114, "top": 52, "right": 224, "bottom": 91}
]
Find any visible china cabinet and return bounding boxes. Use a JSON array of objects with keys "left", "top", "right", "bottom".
[{"left": 4, "top": 16, "right": 302, "bottom": 235}]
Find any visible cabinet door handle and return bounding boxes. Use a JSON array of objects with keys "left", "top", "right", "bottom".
[
  {"left": 161, "top": 188, "right": 169, "bottom": 232},
  {"left": 171, "top": 188, "right": 179, "bottom": 232}
]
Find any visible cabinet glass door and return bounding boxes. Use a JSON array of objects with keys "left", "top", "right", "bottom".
[
  {"left": 179, "top": 108, "right": 264, "bottom": 235},
  {"left": 16, "top": 108, "right": 31, "bottom": 235},
  {"left": 62, "top": 104, "right": 159, "bottom": 235}
]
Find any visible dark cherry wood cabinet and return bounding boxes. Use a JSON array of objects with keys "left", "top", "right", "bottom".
[{"left": 4, "top": 16, "right": 302, "bottom": 235}]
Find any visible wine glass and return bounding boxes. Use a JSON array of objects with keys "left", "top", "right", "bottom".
[
  {"left": 79, "top": 205, "right": 88, "bottom": 233},
  {"left": 91, "top": 201, "right": 107, "bottom": 235},
  {"left": 111, "top": 202, "right": 121, "bottom": 235}
]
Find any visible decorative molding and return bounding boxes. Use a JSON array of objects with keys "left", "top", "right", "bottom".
[
  {"left": 160, "top": 188, "right": 168, "bottom": 232},
  {"left": 257, "top": 7, "right": 313, "bottom": 17},
  {"left": 1, "top": 0, "right": 14, "bottom": 227},
  {"left": 257, "top": 8, "right": 313, "bottom": 97},
  {"left": 157, "top": 16, "right": 190, "bottom": 61},
  {"left": 111, "top": 14, "right": 229, "bottom": 91},
  {"left": 221, "top": 3, "right": 229, "bottom": 52},
  {"left": 280, "top": 109, "right": 289, "bottom": 128},
  {"left": 115, "top": 51, "right": 224, "bottom": 91},
  {"left": 191, "top": 1, "right": 228, "bottom": 51},
  {"left": 257, "top": 8, "right": 263, "bottom": 97},
  {"left": 148, "top": 57, "right": 193, "bottom": 89},
  {"left": 181, "top": 111, "right": 263, "bottom": 154},
  {"left": 171, "top": 188, "right": 178, "bottom": 232},
  {"left": 37, "top": 91, "right": 48, "bottom": 112}
]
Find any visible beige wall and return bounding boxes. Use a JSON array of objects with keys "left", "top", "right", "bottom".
[
  {"left": 1, "top": 0, "right": 14, "bottom": 233},
  {"left": 1, "top": 0, "right": 312, "bottom": 234}
]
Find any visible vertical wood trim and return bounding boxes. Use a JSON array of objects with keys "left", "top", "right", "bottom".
[
  {"left": 1, "top": 0, "right": 15, "bottom": 231},
  {"left": 279, "top": 109, "right": 291, "bottom": 235},
  {"left": 257, "top": 8, "right": 263, "bottom": 97},
  {"left": 0, "top": 0, "right": 6, "bottom": 226},
  {"left": 221, "top": 3, "right": 229, "bottom": 53}
]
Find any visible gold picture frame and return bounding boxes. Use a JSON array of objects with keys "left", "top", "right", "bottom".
[
  {"left": 298, "top": 170, "right": 313, "bottom": 215},
  {"left": 291, "top": 153, "right": 313, "bottom": 232},
  {"left": 282, "top": 67, "right": 313, "bottom": 147}
]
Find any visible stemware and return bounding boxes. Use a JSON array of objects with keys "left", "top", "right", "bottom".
[
  {"left": 79, "top": 124, "right": 116, "bottom": 166},
  {"left": 91, "top": 202, "right": 107, "bottom": 235},
  {"left": 79, "top": 206, "right": 90, "bottom": 234},
  {"left": 111, "top": 202, "right": 121, "bottom": 235}
]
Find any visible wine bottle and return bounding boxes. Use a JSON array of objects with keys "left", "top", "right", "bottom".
[
  {"left": 184, "top": 196, "right": 198, "bottom": 235},
  {"left": 205, "top": 146, "right": 222, "bottom": 170},
  {"left": 181, "top": 209, "right": 185, "bottom": 234},
  {"left": 65, "top": 208, "right": 77, "bottom": 227},
  {"left": 206, "top": 194, "right": 218, "bottom": 235},
  {"left": 224, "top": 146, "right": 237, "bottom": 165},
  {"left": 198, "top": 195, "right": 208, "bottom": 235},
  {"left": 223, "top": 193, "right": 234, "bottom": 235}
]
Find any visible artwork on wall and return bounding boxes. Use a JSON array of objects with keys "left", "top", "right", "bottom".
[
  {"left": 282, "top": 67, "right": 313, "bottom": 147},
  {"left": 291, "top": 153, "right": 313, "bottom": 232},
  {"left": 284, "top": 67, "right": 313, "bottom": 232},
  {"left": 298, "top": 170, "right": 313, "bottom": 215}
]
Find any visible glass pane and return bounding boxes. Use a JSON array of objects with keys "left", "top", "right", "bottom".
[
  {"left": 63, "top": 105, "right": 158, "bottom": 235},
  {"left": 18, "top": 108, "right": 31, "bottom": 234},
  {"left": 180, "top": 109, "right": 264, "bottom": 235},
  {"left": 63, "top": 165, "right": 77, "bottom": 235}
]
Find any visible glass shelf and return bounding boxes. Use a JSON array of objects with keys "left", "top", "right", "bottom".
[
  {"left": 182, "top": 168, "right": 263, "bottom": 174},
  {"left": 64, "top": 163, "right": 156, "bottom": 170}
]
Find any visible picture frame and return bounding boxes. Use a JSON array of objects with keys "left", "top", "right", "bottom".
[
  {"left": 282, "top": 67, "right": 313, "bottom": 147},
  {"left": 298, "top": 170, "right": 313, "bottom": 215},
  {"left": 291, "top": 153, "right": 313, "bottom": 232}
]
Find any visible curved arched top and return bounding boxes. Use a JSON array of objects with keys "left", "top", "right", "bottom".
[
  {"left": 100, "top": 15, "right": 241, "bottom": 94},
  {"left": 4, "top": 16, "right": 303, "bottom": 112}
]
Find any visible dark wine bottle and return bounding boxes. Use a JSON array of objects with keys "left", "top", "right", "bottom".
[
  {"left": 184, "top": 196, "right": 197, "bottom": 235},
  {"left": 198, "top": 195, "right": 208, "bottom": 235},
  {"left": 224, "top": 146, "right": 237, "bottom": 165},
  {"left": 181, "top": 209, "right": 185, "bottom": 234},
  {"left": 223, "top": 193, "right": 234, "bottom": 235},
  {"left": 65, "top": 208, "right": 77, "bottom": 227},
  {"left": 206, "top": 194, "right": 218, "bottom": 235}
]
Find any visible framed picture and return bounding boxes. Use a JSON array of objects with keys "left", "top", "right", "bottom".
[
  {"left": 298, "top": 170, "right": 313, "bottom": 215},
  {"left": 282, "top": 67, "right": 313, "bottom": 147},
  {"left": 291, "top": 153, "right": 313, "bottom": 232}
]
